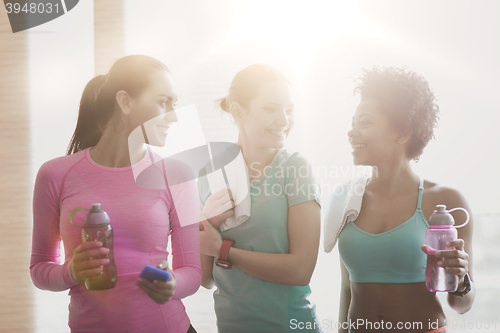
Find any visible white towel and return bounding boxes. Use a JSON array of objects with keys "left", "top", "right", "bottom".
[
  {"left": 206, "top": 149, "right": 251, "bottom": 231},
  {"left": 323, "top": 175, "right": 369, "bottom": 253}
]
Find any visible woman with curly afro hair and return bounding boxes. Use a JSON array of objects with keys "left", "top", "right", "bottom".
[{"left": 327, "top": 66, "right": 475, "bottom": 333}]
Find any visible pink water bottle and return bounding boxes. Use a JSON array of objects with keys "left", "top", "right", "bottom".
[
  {"left": 425, "top": 204, "right": 469, "bottom": 292},
  {"left": 70, "top": 203, "right": 117, "bottom": 290}
]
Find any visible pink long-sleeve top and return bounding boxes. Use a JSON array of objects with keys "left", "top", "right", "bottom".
[{"left": 31, "top": 148, "right": 201, "bottom": 333}]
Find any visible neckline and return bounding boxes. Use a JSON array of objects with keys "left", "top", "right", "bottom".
[
  {"left": 248, "top": 147, "right": 286, "bottom": 186},
  {"left": 85, "top": 147, "right": 151, "bottom": 172},
  {"left": 352, "top": 177, "right": 425, "bottom": 236},
  {"left": 351, "top": 209, "right": 426, "bottom": 237}
]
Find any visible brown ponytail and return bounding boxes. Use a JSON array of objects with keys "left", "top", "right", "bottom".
[{"left": 66, "top": 75, "right": 108, "bottom": 155}]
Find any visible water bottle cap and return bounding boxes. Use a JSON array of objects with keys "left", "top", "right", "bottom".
[
  {"left": 90, "top": 203, "right": 103, "bottom": 212},
  {"left": 428, "top": 204, "right": 455, "bottom": 226},
  {"left": 428, "top": 204, "right": 470, "bottom": 228},
  {"left": 434, "top": 205, "right": 447, "bottom": 213},
  {"left": 85, "top": 203, "right": 110, "bottom": 225}
]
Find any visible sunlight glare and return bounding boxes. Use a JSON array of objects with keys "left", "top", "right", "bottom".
[{"left": 224, "top": 1, "right": 379, "bottom": 79}]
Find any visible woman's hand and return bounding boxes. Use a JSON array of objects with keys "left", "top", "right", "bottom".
[
  {"left": 135, "top": 260, "right": 177, "bottom": 304},
  {"left": 199, "top": 219, "right": 223, "bottom": 258},
  {"left": 201, "top": 188, "right": 235, "bottom": 229},
  {"left": 421, "top": 239, "right": 470, "bottom": 288},
  {"left": 70, "top": 241, "right": 110, "bottom": 283}
]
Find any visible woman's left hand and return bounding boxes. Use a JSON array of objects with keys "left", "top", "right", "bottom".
[
  {"left": 422, "top": 239, "right": 469, "bottom": 286},
  {"left": 135, "top": 260, "right": 177, "bottom": 304},
  {"left": 199, "top": 219, "right": 223, "bottom": 258}
]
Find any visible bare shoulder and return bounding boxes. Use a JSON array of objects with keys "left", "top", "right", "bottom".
[
  {"left": 422, "top": 180, "right": 473, "bottom": 240},
  {"left": 423, "top": 179, "right": 470, "bottom": 210}
]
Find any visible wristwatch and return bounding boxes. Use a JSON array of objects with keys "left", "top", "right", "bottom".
[
  {"left": 215, "top": 239, "right": 235, "bottom": 269},
  {"left": 449, "top": 273, "right": 472, "bottom": 297}
]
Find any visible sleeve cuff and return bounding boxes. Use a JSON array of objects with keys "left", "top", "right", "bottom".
[{"left": 63, "top": 260, "right": 81, "bottom": 289}]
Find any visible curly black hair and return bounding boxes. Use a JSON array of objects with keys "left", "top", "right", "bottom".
[{"left": 354, "top": 66, "right": 440, "bottom": 161}]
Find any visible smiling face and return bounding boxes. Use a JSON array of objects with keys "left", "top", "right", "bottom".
[
  {"left": 348, "top": 98, "right": 408, "bottom": 166},
  {"left": 237, "top": 80, "right": 295, "bottom": 150},
  {"left": 128, "top": 71, "right": 178, "bottom": 147}
]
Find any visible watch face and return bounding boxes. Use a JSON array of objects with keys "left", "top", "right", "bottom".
[{"left": 449, "top": 273, "right": 471, "bottom": 297}]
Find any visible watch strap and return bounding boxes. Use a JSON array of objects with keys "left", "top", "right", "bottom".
[
  {"left": 218, "top": 239, "right": 235, "bottom": 261},
  {"left": 215, "top": 239, "right": 235, "bottom": 269},
  {"left": 449, "top": 273, "right": 471, "bottom": 297}
]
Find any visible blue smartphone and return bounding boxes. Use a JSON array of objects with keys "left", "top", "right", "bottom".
[{"left": 139, "top": 265, "right": 171, "bottom": 282}]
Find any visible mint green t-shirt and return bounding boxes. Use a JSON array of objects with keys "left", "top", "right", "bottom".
[{"left": 198, "top": 148, "right": 323, "bottom": 333}]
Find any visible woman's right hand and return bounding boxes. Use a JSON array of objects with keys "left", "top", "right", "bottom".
[
  {"left": 70, "top": 241, "right": 110, "bottom": 283},
  {"left": 201, "top": 188, "right": 235, "bottom": 229}
]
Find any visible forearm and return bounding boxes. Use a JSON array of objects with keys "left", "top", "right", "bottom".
[
  {"left": 171, "top": 239, "right": 202, "bottom": 299},
  {"left": 171, "top": 264, "right": 202, "bottom": 299},
  {"left": 30, "top": 259, "right": 79, "bottom": 291},
  {"left": 32, "top": 165, "right": 75, "bottom": 291},
  {"left": 440, "top": 188, "right": 475, "bottom": 315},
  {"left": 447, "top": 281, "right": 476, "bottom": 314},
  {"left": 338, "top": 259, "right": 351, "bottom": 333},
  {"left": 227, "top": 248, "right": 315, "bottom": 286},
  {"left": 201, "top": 253, "right": 215, "bottom": 289},
  {"left": 338, "top": 288, "right": 351, "bottom": 333},
  {"left": 171, "top": 221, "right": 202, "bottom": 299}
]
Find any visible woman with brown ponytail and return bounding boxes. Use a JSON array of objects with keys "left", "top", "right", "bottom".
[{"left": 30, "top": 55, "right": 201, "bottom": 333}]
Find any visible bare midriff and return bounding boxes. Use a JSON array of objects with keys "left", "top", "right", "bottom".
[{"left": 348, "top": 282, "right": 447, "bottom": 333}]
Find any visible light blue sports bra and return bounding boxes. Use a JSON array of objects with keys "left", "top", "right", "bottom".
[{"left": 338, "top": 178, "right": 429, "bottom": 283}]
